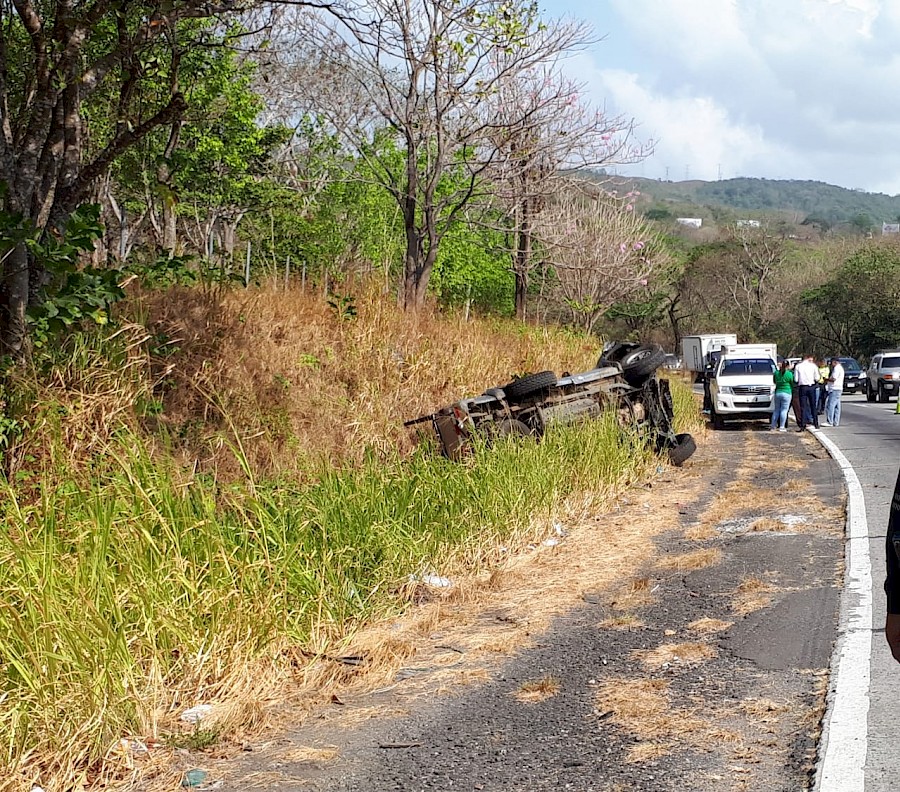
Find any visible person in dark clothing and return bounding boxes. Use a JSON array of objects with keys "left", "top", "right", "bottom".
[
  {"left": 886, "top": 467, "right": 900, "bottom": 663},
  {"left": 790, "top": 365, "right": 803, "bottom": 427},
  {"left": 793, "top": 354, "right": 820, "bottom": 431}
]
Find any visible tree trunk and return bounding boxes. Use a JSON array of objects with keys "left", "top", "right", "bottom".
[
  {"left": 2, "top": 244, "right": 31, "bottom": 357},
  {"left": 513, "top": 200, "right": 533, "bottom": 321}
]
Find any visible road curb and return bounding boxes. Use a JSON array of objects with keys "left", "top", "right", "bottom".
[{"left": 809, "top": 428, "right": 872, "bottom": 792}]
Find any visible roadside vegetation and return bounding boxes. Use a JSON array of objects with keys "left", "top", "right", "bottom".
[
  {"left": 0, "top": 0, "right": 891, "bottom": 787},
  {"left": 0, "top": 283, "right": 701, "bottom": 790}
]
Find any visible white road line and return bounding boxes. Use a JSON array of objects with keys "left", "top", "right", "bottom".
[{"left": 812, "top": 429, "right": 872, "bottom": 792}]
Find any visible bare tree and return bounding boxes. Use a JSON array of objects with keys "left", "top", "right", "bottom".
[
  {"left": 536, "top": 182, "right": 671, "bottom": 332},
  {"left": 486, "top": 57, "right": 651, "bottom": 320},
  {"left": 283, "top": 0, "right": 609, "bottom": 311}
]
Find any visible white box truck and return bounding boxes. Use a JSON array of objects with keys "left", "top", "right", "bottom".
[
  {"left": 709, "top": 343, "right": 778, "bottom": 429},
  {"left": 681, "top": 334, "right": 738, "bottom": 377}
]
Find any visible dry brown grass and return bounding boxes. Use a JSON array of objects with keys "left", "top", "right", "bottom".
[
  {"left": 656, "top": 548, "right": 723, "bottom": 572},
  {"left": 610, "top": 576, "right": 656, "bottom": 611},
  {"left": 631, "top": 641, "right": 718, "bottom": 670},
  {"left": 276, "top": 745, "right": 339, "bottom": 763},
  {"left": 595, "top": 678, "right": 708, "bottom": 761},
  {"left": 738, "top": 697, "right": 792, "bottom": 724},
  {"left": 732, "top": 577, "right": 779, "bottom": 616},
  {"left": 596, "top": 676, "right": 747, "bottom": 765},
  {"left": 135, "top": 282, "right": 602, "bottom": 477},
  {"left": 513, "top": 676, "right": 561, "bottom": 703},
  {"left": 688, "top": 617, "right": 733, "bottom": 634},
  {"left": 681, "top": 434, "right": 841, "bottom": 541}
]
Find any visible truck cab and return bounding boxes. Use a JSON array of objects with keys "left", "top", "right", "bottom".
[{"left": 708, "top": 344, "right": 777, "bottom": 429}]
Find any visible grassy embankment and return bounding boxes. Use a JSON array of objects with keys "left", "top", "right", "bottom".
[{"left": 0, "top": 282, "right": 700, "bottom": 791}]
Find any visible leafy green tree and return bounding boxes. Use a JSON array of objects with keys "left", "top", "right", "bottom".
[
  {"left": 797, "top": 242, "right": 900, "bottom": 357},
  {"left": 0, "top": 0, "right": 335, "bottom": 354}
]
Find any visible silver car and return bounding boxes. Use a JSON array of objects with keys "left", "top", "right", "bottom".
[{"left": 866, "top": 351, "right": 900, "bottom": 402}]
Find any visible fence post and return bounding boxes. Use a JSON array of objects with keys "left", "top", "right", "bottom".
[{"left": 244, "top": 242, "right": 251, "bottom": 287}]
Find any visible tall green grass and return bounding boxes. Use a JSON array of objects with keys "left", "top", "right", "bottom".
[{"left": 0, "top": 407, "right": 666, "bottom": 788}]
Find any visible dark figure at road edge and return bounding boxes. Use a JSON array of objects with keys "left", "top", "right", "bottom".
[
  {"left": 793, "top": 354, "right": 820, "bottom": 431},
  {"left": 886, "top": 467, "right": 900, "bottom": 663}
]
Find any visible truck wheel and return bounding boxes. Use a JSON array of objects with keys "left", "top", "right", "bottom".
[
  {"left": 710, "top": 407, "right": 725, "bottom": 429},
  {"left": 596, "top": 341, "right": 637, "bottom": 368},
  {"left": 867, "top": 382, "right": 876, "bottom": 402},
  {"left": 503, "top": 370, "right": 557, "bottom": 403},
  {"left": 495, "top": 419, "right": 532, "bottom": 438},
  {"left": 879, "top": 383, "right": 890, "bottom": 403},
  {"left": 620, "top": 345, "right": 666, "bottom": 386},
  {"left": 668, "top": 433, "right": 697, "bottom": 466}
]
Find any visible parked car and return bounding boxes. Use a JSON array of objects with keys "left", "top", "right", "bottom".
[
  {"left": 707, "top": 344, "right": 778, "bottom": 429},
  {"left": 866, "top": 351, "right": 900, "bottom": 402},
  {"left": 405, "top": 342, "right": 697, "bottom": 467},
  {"left": 834, "top": 356, "right": 866, "bottom": 394}
]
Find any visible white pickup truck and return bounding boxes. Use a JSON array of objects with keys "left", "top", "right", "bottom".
[{"left": 708, "top": 343, "right": 778, "bottom": 429}]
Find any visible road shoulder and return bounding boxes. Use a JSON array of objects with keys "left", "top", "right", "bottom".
[{"left": 197, "top": 428, "right": 845, "bottom": 792}]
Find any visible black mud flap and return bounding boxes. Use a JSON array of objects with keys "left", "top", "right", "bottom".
[
  {"left": 434, "top": 413, "right": 469, "bottom": 460},
  {"left": 667, "top": 432, "right": 697, "bottom": 466}
]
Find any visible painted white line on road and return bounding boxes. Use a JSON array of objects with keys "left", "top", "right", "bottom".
[{"left": 812, "top": 429, "right": 872, "bottom": 792}]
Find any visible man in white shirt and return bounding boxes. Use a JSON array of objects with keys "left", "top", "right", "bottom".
[
  {"left": 793, "top": 354, "right": 821, "bottom": 430},
  {"left": 824, "top": 357, "right": 844, "bottom": 427}
]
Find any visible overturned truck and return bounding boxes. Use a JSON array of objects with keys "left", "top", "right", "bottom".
[{"left": 405, "top": 342, "right": 697, "bottom": 466}]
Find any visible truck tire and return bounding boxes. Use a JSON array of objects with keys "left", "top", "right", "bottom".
[
  {"left": 867, "top": 382, "right": 876, "bottom": 402},
  {"left": 496, "top": 418, "right": 532, "bottom": 438},
  {"left": 879, "top": 383, "right": 890, "bottom": 403},
  {"left": 710, "top": 406, "right": 725, "bottom": 429},
  {"left": 596, "top": 341, "right": 637, "bottom": 368},
  {"left": 667, "top": 433, "right": 697, "bottom": 466},
  {"left": 620, "top": 345, "right": 666, "bottom": 386},
  {"left": 503, "top": 370, "right": 557, "bottom": 403}
]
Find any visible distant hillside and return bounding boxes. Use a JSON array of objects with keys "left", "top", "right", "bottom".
[{"left": 610, "top": 176, "right": 900, "bottom": 228}]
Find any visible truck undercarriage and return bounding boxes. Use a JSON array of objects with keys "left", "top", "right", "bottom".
[{"left": 405, "top": 343, "right": 697, "bottom": 466}]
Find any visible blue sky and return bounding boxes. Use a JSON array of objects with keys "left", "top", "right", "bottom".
[{"left": 541, "top": 0, "right": 900, "bottom": 195}]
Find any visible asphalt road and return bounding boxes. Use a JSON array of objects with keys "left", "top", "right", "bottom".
[{"left": 811, "top": 394, "right": 900, "bottom": 792}]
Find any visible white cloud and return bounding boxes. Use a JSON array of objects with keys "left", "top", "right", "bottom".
[
  {"left": 555, "top": 0, "right": 900, "bottom": 193},
  {"left": 592, "top": 68, "right": 774, "bottom": 182}
]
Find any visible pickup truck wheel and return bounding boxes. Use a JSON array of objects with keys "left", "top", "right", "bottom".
[
  {"left": 503, "top": 370, "right": 557, "bottom": 403},
  {"left": 620, "top": 345, "right": 666, "bottom": 386},
  {"left": 879, "top": 383, "right": 890, "bottom": 403},
  {"left": 495, "top": 419, "right": 532, "bottom": 438},
  {"left": 866, "top": 382, "right": 875, "bottom": 402},
  {"left": 596, "top": 341, "right": 637, "bottom": 368},
  {"left": 667, "top": 433, "right": 697, "bottom": 466},
  {"left": 710, "top": 407, "right": 725, "bottom": 429}
]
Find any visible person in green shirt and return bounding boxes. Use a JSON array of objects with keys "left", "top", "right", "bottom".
[{"left": 771, "top": 359, "right": 794, "bottom": 431}]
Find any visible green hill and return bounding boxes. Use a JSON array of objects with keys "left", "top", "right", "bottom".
[{"left": 613, "top": 176, "right": 900, "bottom": 228}]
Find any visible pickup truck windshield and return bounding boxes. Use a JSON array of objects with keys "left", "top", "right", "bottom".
[{"left": 720, "top": 359, "right": 776, "bottom": 376}]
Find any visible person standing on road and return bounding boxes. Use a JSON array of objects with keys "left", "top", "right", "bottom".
[
  {"left": 793, "top": 354, "right": 820, "bottom": 431},
  {"left": 771, "top": 359, "right": 793, "bottom": 431},
  {"left": 824, "top": 357, "right": 844, "bottom": 427},
  {"left": 789, "top": 361, "right": 804, "bottom": 427},
  {"left": 817, "top": 358, "right": 830, "bottom": 416},
  {"left": 884, "top": 470, "right": 900, "bottom": 663}
]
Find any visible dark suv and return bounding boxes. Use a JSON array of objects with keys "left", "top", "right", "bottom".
[{"left": 836, "top": 357, "right": 866, "bottom": 394}]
